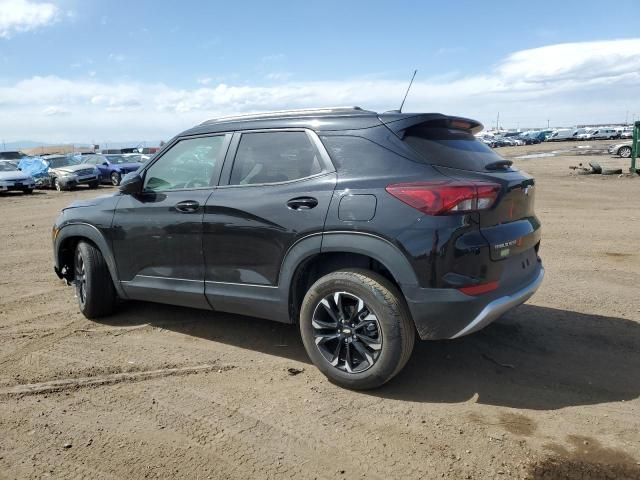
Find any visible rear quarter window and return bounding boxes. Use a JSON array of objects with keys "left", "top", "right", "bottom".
[{"left": 403, "top": 127, "right": 507, "bottom": 172}]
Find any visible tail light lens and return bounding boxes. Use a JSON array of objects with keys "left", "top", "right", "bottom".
[{"left": 385, "top": 181, "right": 501, "bottom": 215}]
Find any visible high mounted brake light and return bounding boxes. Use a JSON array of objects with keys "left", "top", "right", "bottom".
[{"left": 385, "top": 181, "right": 501, "bottom": 215}]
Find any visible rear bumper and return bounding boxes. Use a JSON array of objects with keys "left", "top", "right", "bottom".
[{"left": 404, "top": 262, "right": 544, "bottom": 340}]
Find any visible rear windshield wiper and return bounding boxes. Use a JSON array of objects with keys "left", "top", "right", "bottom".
[{"left": 485, "top": 160, "right": 513, "bottom": 171}]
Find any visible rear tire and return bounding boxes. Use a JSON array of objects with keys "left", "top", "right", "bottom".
[
  {"left": 23, "top": 188, "right": 33, "bottom": 194},
  {"left": 74, "top": 241, "right": 116, "bottom": 319},
  {"left": 111, "top": 172, "right": 121, "bottom": 186},
  {"left": 53, "top": 178, "right": 62, "bottom": 191},
  {"left": 89, "top": 181, "right": 99, "bottom": 189},
  {"left": 299, "top": 269, "right": 415, "bottom": 390}
]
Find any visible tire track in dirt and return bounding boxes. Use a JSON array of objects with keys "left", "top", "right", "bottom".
[{"left": 122, "top": 383, "right": 361, "bottom": 480}]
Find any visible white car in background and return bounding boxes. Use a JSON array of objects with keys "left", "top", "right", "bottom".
[
  {"left": 582, "top": 128, "right": 619, "bottom": 140},
  {"left": 620, "top": 129, "right": 633, "bottom": 139},
  {"left": 0, "top": 160, "right": 36, "bottom": 194},
  {"left": 547, "top": 129, "right": 576, "bottom": 141},
  {"left": 608, "top": 141, "right": 633, "bottom": 158}
]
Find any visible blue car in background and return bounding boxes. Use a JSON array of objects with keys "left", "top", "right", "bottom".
[{"left": 82, "top": 154, "right": 143, "bottom": 186}]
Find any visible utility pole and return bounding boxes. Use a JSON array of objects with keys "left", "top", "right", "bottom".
[
  {"left": 547, "top": 119, "right": 550, "bottom": 129},
  {"left": 496, "top": 112, "right": 500, "bottom": 131},
  {"left": 626, "top": 110, "right": 629, "bottom": 125}
]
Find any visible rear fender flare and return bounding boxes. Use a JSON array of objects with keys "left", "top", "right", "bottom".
[{"left": 279, "top": 232, "right": 419, "bottom": 319}]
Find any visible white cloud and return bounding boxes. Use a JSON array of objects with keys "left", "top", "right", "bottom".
[
  {"left": 0, "top": 39, "right": 639, "bottom": 142},
  {"left": 0, "top": 0, "right": 59, "bottom": 38},
  {"left": 42, "top": 105, "right": 69, "bottom": 116}
]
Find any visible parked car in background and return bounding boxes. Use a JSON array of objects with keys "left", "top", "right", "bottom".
[
  {"left": 620, "top": 128, "right": 633, "bottom": 139},
  {"left": 0, "top": 160, "right": 36, "bottom": 194},
  {"left": 42, "top": 155, "right": 100, "bottom": 191},
  {"left": 547, "top": 129, "right": 576, "bottom": 141},
  {"left": 52, "top": 106, "right": 544, "bottom": 389},
  {"left": 517, "top": 133, "right": 541, "bottom": 145},
  {"left": 582, "top": 128, "right": 619, "bottom": 140},
  {"left": 608, "top": 141, "right": 633, "bottom": 158},
  {"left": 83, "top": 154, "right": 142, "bottom": 186},
  {"left": 0, "top": 151, "right": 28, "bottom": 161}
]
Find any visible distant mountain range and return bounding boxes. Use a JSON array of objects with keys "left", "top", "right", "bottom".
[{"left": 1, "top": 140, "right": 163, "bottom": 151}]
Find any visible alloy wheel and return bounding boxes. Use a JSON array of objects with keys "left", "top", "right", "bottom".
[
  {"left": 311, "top": 291, "right": 383, "bottom": 373},
  {"left": 75, "top": 252, "right": 87, "bottom": 305},
  {"left": 620, "top": 146, "right": 632, "bottom": 158}
]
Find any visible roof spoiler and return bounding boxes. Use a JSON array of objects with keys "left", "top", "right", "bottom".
[{"left": 378, "top": 113, "right": 484, "bottom": 136}]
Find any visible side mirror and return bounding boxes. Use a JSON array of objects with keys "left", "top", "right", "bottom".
[
  {"left": 119, "top": 172, "right": 143, "bottom": 195},
  {"left": 102, "top": 162, "right": 109, "bottom": 166}
]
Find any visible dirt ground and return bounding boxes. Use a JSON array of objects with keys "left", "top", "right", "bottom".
[{"left": 1, "top": 140, "right": 639, "bottom": 479}]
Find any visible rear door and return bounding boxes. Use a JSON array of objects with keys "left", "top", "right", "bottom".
[{"left": 203, "top": 129, "right": 336, "bottom": 314}]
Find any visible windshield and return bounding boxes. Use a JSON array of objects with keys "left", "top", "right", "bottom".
[
  {"left": 47, "top": 157, "right": 76, "bottom": 168},
  {"left": 404, "top": 127, "right": 508, "bottom": 172},
  {"left": 0, "top": 151, "right": 25, "bottom": 160},
  {"left": 0, "top": 162, "right": 18, "bottom": 172}
]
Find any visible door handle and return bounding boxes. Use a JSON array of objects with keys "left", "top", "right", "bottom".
[
  {"left": 174, "top": 200, "right": 200, "bottom": 213},
  {"left": 287, "top": 197, "right": 318, "bottom": 210}
]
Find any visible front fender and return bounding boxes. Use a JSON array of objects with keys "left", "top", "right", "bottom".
[{"left": 54, "top": 222, "right": 127, "bottom": 298}]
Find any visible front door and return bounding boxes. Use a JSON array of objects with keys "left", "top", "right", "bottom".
[{"left": 112, "top": 133, "right": 231, "bottom": 308}]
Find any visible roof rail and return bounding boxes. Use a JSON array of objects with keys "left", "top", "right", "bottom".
[{"left": 200, "top": 106, "right": 372, "bottom": 125}]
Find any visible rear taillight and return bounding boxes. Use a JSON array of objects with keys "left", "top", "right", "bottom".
[{"left": 385, "top": 181, "right": 501, "bottom": 215}]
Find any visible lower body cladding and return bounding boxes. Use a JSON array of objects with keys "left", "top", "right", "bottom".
[{"left": 404, "top": 251, "right": 544, "bottom": 340}]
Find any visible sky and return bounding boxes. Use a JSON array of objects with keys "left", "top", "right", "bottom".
[{"left": 0, "top": 0, "right": 639, "bottom": 145}]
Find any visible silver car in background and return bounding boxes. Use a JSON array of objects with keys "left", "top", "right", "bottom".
[{"left": 0, "top": 161, "right": 36, "bottom": 194}]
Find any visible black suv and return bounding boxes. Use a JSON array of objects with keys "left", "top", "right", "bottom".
[{"left": 52, "top": 107, "right": 543, "bottom": 389}]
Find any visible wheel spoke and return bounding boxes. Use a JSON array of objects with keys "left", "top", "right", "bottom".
[
  {"left": 344, "top": 342, "right": 354, "bottom": 373},
  {"left": 333, "top": 292, "right": 345, "bottom": 319},
  {"left": 314, "top": 333, "right": 340, "bottom": 346},
  {"left": 317, "top": 299, "right": 339, "bottom": 324},
  {"left": 355, "top": 333, "right": 382, "bottom": 351},
  {"left": 352, "top": 340, "right": 374, "bottom": 366},
  {"left": 330, "top": 340, "right": 343, "bottom": 366}
]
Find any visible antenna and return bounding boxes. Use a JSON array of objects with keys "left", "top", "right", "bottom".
[{"left": 399, "top": 69, "right": 417, "bottom": 113}]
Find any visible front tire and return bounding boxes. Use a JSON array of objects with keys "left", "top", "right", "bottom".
[
  {"left": 300, "top": 269, "right": 415, "bottom": 390},
  {"left": 619, "top": 146, "right": 632, "bottom": 158},
  {"left": 89, "top": 181, "right": 99, "bottom": 189},
  {"left": 74, "top": 241, "right": 116, "bottom": 318},
  {"left": 53, "top": 178, "right": 63, "bottom": 191},
  {"left": 23, "top": 188, "right": 33, "bottom": 194}
]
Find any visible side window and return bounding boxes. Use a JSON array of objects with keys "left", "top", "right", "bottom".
[
  {"left": 84, "top": 157, "right": 96, "bottom": 165},
  {"left": 229, "top": 131, "right": 322, "bottom": 186},
  {"left": 144, "top": 135, "right": 227, "bottom": 192}
]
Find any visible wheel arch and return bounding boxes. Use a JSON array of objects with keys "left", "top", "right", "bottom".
[
  {"left": 281, "top": 232, "right": 419, "bottom": 323},
  {"left": 55, "top": 223, "right": 126, "bottom": 298}
]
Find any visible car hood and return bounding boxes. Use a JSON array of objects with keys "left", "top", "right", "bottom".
[
  {"left": 612, "top": 141, "right": 632, "bottom": 148},
  {"left": 62, "top": 192, "right": 118, "bottom": 211},
  {"left": 0, "top": 171, "right": 32, "bottom": 181},
  {"left": 51, "top": 163, "right": 95, "bottom": 174}
]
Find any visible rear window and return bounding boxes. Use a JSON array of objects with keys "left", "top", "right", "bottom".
[{"left": 403, "top": 127, "right": 507, "bottom": 172}]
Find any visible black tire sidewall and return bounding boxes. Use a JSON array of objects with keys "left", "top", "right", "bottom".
[
  {"left": 300, "top": 271, "right": 407, "bottom": 389},
  {"left": 111, "top": 172, "right": 121, "bottom": 186}
]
